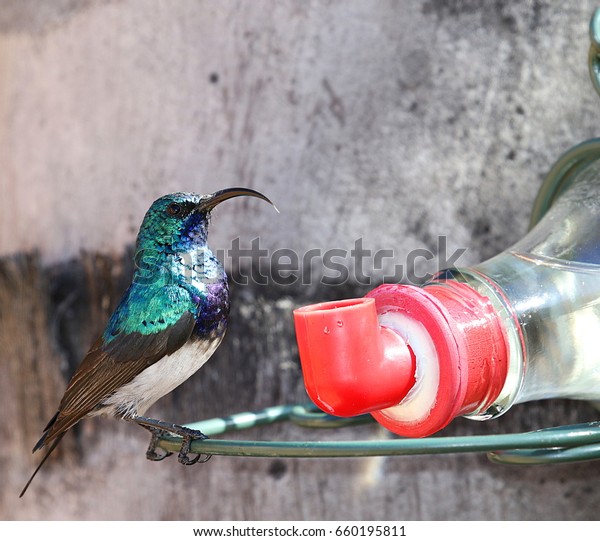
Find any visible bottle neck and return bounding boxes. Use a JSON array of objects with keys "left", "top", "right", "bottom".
[{"left": 431, "top": 267, "right": 525, "bottom": 419}]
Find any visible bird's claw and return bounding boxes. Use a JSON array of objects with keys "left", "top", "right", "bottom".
[
  {"left": 178, "top": 432, "right": 212, "bottom": 465},
  {"left": 147, "top": 447, "right": 173, "bottom": 461}
]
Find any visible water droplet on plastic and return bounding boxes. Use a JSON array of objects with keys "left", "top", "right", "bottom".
[
  {"left": 323, "top": 326, "right": 330, "bottom": 334},
  {"left": 337, "top": 320, "right": 343, "bottom": 327}
]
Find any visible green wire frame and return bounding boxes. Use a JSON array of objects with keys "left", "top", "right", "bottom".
[
  {"left": 156, "top": 8, "right": 600, "bottom": 467},
  {"left": 155, "top": 404, "right": 600, "bottom": 466}
]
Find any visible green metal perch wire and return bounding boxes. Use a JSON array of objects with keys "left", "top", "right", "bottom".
[
  {"left": 154, "top": 404, "right": 600, "bottom": 466},
  {"left": 156, "top": 8, "right": 600, "bottom": 468}
]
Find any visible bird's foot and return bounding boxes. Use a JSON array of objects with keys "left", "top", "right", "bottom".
[
  {"left": 132, "top": 416, "right": 212, "bottom": 465},
  {"left": 178, "top": 431, "right": 212, "bottom": 465}
]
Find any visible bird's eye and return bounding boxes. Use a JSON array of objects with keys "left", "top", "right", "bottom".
[{"left": 166, "top": 202, "right": 182, "bottom": 217}]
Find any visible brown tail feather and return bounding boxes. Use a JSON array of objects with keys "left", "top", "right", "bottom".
[{"left": 20, "top": 432, "right": 65, "bottom": 498}]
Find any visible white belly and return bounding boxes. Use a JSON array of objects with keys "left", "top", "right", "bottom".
[{"left": 98, "top": 336, "right": 223, "bottom": 418}]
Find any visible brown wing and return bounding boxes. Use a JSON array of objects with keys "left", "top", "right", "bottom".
[{"left": 35, "top": 311, "right": 195, "bottom": 450}]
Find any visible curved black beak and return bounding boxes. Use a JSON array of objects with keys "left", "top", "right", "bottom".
[{"left": 196, "top": 187, "right": 278, "bottom": 213}]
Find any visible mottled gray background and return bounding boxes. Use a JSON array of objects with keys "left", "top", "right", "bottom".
[{"left": 1, "top": 0, "right": 600, "bottom": 520}]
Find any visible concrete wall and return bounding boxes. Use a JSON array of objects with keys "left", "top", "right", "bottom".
[{"left": 2, "top": 0, "right": 600, "bottom": 520}]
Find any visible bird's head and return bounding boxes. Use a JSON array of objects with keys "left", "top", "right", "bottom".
[{"left": 136, "top": 187, "right": 276, "bottom": 253}]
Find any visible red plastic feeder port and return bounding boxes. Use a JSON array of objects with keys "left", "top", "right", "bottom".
[
  {"left": 293, "top": 297, "right": 416, "bottom": 417},
  {"left": 293, "top": 281, "right": 509, "bottom": 438}
]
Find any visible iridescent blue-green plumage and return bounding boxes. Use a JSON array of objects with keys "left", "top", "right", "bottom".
[{"left": 21, "top": 188, "right": 274, "bottom": 497}]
